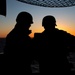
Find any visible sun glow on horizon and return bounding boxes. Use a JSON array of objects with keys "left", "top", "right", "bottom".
[{"left": 0, "top": 23, "right": 75, "bottom": 38}]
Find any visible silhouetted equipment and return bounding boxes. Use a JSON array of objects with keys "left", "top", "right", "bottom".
[
  {"left": 0, "top": 0, "right": 6, "bottom": 16},
  {"left": 17, "top": 0, "right": 75, "bottom": 7}
]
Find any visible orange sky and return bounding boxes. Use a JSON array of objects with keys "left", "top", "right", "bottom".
[
  {"left": 0, "top": 0, "right": 75, "bottom": 38},
  {"left": 0, "top": 21, "right": 75, "bottom": 38}
]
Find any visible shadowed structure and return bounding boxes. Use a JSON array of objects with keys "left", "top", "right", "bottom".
[{"left": 0, "top": 0, "right": 6, "bottom": 16}]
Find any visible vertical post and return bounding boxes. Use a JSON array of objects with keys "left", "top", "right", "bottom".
[{"left": 0, "top": 0, "right": 6, "bottom": 16}]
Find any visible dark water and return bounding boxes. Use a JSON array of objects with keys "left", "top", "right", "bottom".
[{"left": 0, "top": 38, "right": 75, "bottom": 72}]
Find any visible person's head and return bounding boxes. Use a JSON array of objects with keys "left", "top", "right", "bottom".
[
  {"left": 42, "top": 15, "right": 57, "bottom": 30},
  {"left": 16, "top": 11, "right": 33, "bottom": 30}
]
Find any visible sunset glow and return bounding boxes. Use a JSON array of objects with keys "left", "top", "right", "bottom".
[{"left": 0, "top": 0, "right": 75, "bottom": 38}]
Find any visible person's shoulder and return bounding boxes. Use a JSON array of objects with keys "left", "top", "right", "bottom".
[
  {"left": 57, "top": 28, "right": 75, "bottom": 37},
  {"left": 55, "top": 28, "right": 67, "bottom": 33},
  {"left": 6, "top": 29, "right": 15, "bottom": 40}
]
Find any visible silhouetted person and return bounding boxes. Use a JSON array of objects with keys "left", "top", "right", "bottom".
[
  {"left": 4, "top": 11, "right": 33, "bottom": 74},
  {"left": 33, "top": 15, "right": 75, "bottom": 74}
]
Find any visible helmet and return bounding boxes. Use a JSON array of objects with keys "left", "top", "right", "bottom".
[
  {"left": 42, "top": 15, "right": 56, "bottom": 26},
  {"left": 16, "top": 11, "right": 33, "bottom": 23}
]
